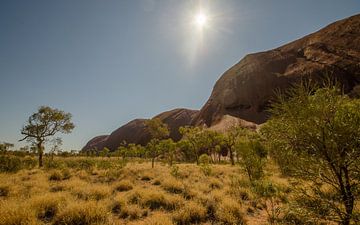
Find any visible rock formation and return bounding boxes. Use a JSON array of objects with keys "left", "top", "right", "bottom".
[
  {"left": 82, "top": 108, "right": 198, "bottom": 151},
  {"left": 193, "top": 14, "right": 360, "bottom": 125}
]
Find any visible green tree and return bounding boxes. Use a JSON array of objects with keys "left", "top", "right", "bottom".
[
  {"left": 19, "top": 106, "right": 75, "bottom": 167},
  {"left": 99, "top": 147, "right": 110, "bottom": 157},
  {"left": 179, "top": 126, "right": 205, "bottom": 164},
  {"left": 157, "top": 138, "right": 176, "bottom": 166},
  {"left": 261, "top": 83, "right": 360, "bottom": 225},
  {"left": 145, "top": 118, "right": 169, "bottom": 168},
  {"left": 222, "top": 126, "right": 246, "bottom": 166},
  {"left": 235, "top": 133, "right": 267, "bottom": 182}
]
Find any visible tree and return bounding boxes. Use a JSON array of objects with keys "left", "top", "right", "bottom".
[
  {"left": 261, "top": 83, "right": 360, "bottom": 225},
  {"left": 157, "top": 139, "right": 176, "bottom": 166},
  {"left": 145, "top": 118, "right": 169, "bottom": 168},
  {"left": 235, "top": 132, "right": 267, "bottom": 182},
  {"left": 99, "top": 147, "right": 110, "bottom": 157},
  {"left": 222, "top": 126, "right": 246, "bottom": 166},
  {"left": 179, "top": 126, "right": 205, "bottom": 164},
  {"left": 49, "top": 137, "right": 62, "bottom": 160},
  {"left": 19, "top": 106, "right": 75, "bottom": 167}
]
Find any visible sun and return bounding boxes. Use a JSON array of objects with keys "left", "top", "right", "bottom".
[{"left": 194, "top": 12, "right": 207, "bottom": 27}]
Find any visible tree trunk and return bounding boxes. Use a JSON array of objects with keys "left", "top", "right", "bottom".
[
  {"left": 341, "top": 167, "right": 354, "bottom": 225},
  {"left": 229, "top": 149, "right": 235, "bottom": 166},
  {"left": 37, "top": 142, "right": 44, "bottom": 167},
  {"left": 151, "top": 157, "right": 155, "bottom": 168}
]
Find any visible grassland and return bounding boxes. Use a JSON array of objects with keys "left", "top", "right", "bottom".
[
  {"left": 0, "top": 156, "right": 358, "bottom": 225},
  {"left": 0, "top": 156, "right": 292, "bottom": 225}
]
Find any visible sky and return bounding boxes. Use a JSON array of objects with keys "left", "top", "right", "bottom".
[{"left": 0, "top": 0, "right": 359, "bottom": 151}]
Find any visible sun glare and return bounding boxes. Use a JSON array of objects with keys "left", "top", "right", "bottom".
[{"left": 195, "top": 12, "right": 207, "bottom": 27}]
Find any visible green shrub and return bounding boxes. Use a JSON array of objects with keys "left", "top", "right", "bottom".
[
  {"left": 198, "top": 154, "right": 211, "bottom": 165},
  {"left": 44, "top": 159, "right": 64, "bottom": 169},
  {"left": 0, "top": 155, "right": 22, "bottom": 173}
]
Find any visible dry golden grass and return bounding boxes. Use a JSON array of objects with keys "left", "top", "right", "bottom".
[
  {"left": 53, "top": 200, "right": 109, "bottom": 225},
  {"left": 1, "top": 158, "right": 353, "bottom": 225}
]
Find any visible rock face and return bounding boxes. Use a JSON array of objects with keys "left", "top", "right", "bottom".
[
  {"left": 193, "top": 14, "right": 360, "bottom": 126},
  {"left": 82, "top": 108, "right": 198, "bottom": 151},
  {"left": 82, "top": 135, "right": 109, "bottom": 152},
  {"left": 154, "top": 108, "right": 199, "bottom": 141},
  {"left": 83, "top": 14, "right": 360, "bottom": 151}
]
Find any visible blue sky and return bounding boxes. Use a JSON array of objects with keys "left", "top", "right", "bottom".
[{"left": 0, "top": 0, "right": 359, "bottom": 151}]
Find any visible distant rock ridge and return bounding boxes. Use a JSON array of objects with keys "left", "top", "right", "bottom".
[
  {"left": 83, "top": 14, "right": 360, "bottom": 151},
  {"left": 82, "top": 108, "right": 198, "bottom": 151}
]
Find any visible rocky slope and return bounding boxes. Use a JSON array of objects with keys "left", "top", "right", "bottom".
[
  {"left": 83, "top": 14, "right": 360, "bottom": 151},
  {"left": 193, "top": 14, "right": 360, "bottom": 125},
  {"left": 82, "top": 108, "right": 198, "bottom": 151}
]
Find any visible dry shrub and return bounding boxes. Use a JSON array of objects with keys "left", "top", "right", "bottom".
[
  {"left": 209, "top": 177, "right": 223, "bottom": 189},
  {"left": 120, "top": 204, "right": 147, "bottom": 220},
  {"left": 128, "top": 212, "right": 174, "bottom": 225},
  {"left": 72, "top": 184, "right": 111, "bottom": 201},
  {"left": 53, "top": 201, "right": 109, "bottom": 225},
  {"left": 0, "top": 200, "right": 37, "bottom": 225},
  {"left": 50, "top": 185, "right": 66, "bottom": 192},
  {"left": 0, "top": 185, "right": 10, "bottom": 197},
  {"left": 215, "top": 197, "right": 247, "bottom": 225},
  {"left": 172, "top": 200, "right": 207, "bottom": 224},
  {"left": 126, "top": 188, "right": 182, "bottom": 211},
  {"left": 114, "top": 180, "right": 133, "bottom": 192},
  {"left": 49, "top": 170, "right": 63, "bottom": 181},
  {"left": 111, "top": 195, "right": 147, "bottom": 220},
  {"left": 161, "top": 178, "right": 184, "bottom": 194},
  {"left": 30, "top": 192, "right": 68, "bottom": 222}
]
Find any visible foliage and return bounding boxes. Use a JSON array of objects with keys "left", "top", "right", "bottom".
[
  {"left": 198, "top": 154, "right": 212, "bottom": 176},
  {"left": 145, "top": 118, "right": 170, "bottom": 168},
  {"left": 235, "top": 133, "right": 267, "bottom": 182},
  {"left": 261, "top": 82, "right": 360, "bottom": 225},
  {"left": 20, "top": 106, "right": 75, "bottom": 167}
]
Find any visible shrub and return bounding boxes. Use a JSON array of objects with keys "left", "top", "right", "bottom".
[
  {"left": 22, "top": 156, "right": 37, "bottom": 169},
  {"left": 209, "top": 178, "right": 222, "bottom": 189},
  {"left": 140, "top": 174, "right": 152, "bottom": 181},
  {"left": 161, "top": 178, "right": 184, "bottom": 194},
  {"left": 72, "top": 185, "right": 111, "bottom": 201},
  {"left": 0, "top": 201, "right": 37, "bottom": 225},
  {"left": 173, "top": 200, "right": 207, "bottom": 224},
  {"left": 61, "top": 168, "right": 71, "bottom": 180},
  {"left": 44, "top": 159, "right": 64, "bottom": 169},
  {"left": 170, "top": 165, "right": 180, "bottom": 178},
  {"left": 127, "top": 188, "right": 181, "bottom": 211},
  {"left": 0, "top": 155, "right": 22, "bottom": 173},
  {"left": 0, "top": 185, "right": 10, "bottom": 197},
  {"left": 215, "top": 198, "right": 246, "bottom": 225},
  {"left": 49, "top": 170, "right": 63, "bottom": 181},
  {"left": 53, "top": 201, "right": 109, "bottom": 225},
  {"left": 119, "top": 204, "right": 147, "bottom": 220},
  {"left": 111, "top": 197, "right": 147, "bottom": 220},
  {"left": 128, "top": 212, "right": 174, "bottom": 225},
  {"left": 114, "top": 180, "right": 133, "bottom": 192},
  {"left": 30, "top": 193, "right": 67, "bottom": 222},
  {"left": 198, "top": 154, "right": 211, "bottom": 165}
]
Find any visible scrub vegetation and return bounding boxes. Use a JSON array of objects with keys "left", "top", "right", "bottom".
[{"left": 1, "top": 80, "right": 360, "bottom": 225}]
